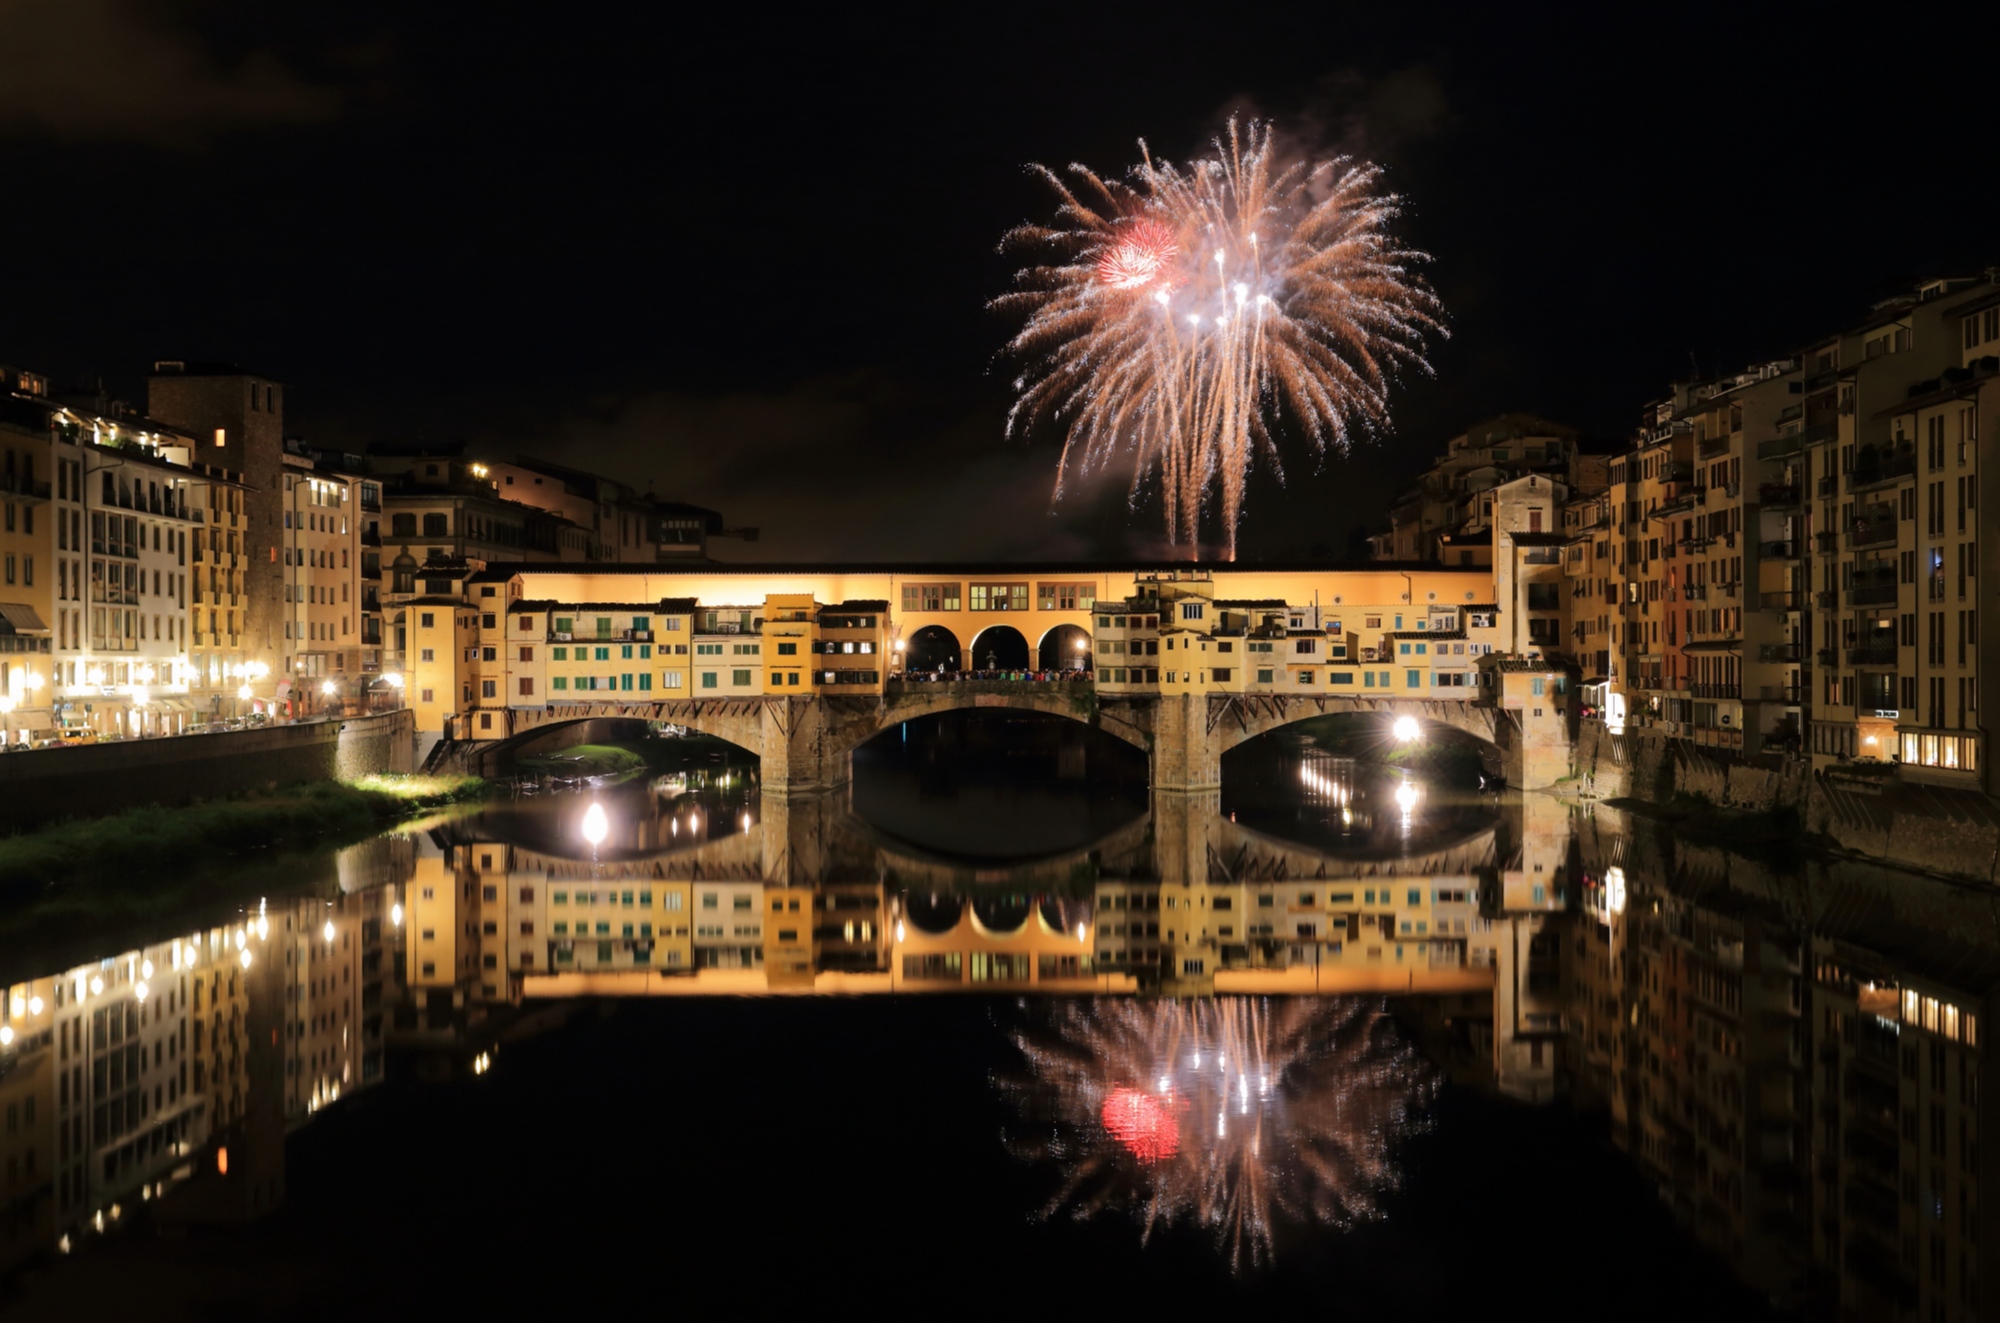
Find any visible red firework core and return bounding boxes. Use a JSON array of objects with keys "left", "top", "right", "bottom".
[
  {"left": 1101, "top": 1086, "right": 1179, "bottom": 1162},
  {"left": 1096, "top": 220, "right": 1178, "bottom": 290}
]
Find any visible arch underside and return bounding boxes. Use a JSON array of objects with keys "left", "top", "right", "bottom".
[{"left": 1206, "top": 693, "right": 1502, "bottom": 758}]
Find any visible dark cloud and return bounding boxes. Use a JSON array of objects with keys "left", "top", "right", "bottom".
[
  {"left": 530, "top": 373, "right": 1157, "bottom": 563},
  {"left": 0, "top": 0, "right": 340, "bottom": 146}
]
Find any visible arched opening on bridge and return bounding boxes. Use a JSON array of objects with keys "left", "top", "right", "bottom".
[
  {"left": 971, "top": 895, "right": 1031, "bottom": 935},
  {"left": 968, "top": 625, "right": 1028, "bottom": 671},
  {"left": 901, "top": 624, "right": 961, "bottom": 675},
  {"left": 1037, "top": 622, "right": 1091, "bottom": 673},
  {"left": 1218, "top": 711, "right": 1502, "bottom": 859},
  {"left": 905, "top": 893, "right": 964, "bottom": 935}
]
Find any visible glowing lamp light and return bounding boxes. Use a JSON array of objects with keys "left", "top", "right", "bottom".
[
  {"left": 1076, "top": 922, "right": 1088, "bottom": 942},
  {"left": 1394, "top": 781, "right": 1419, "bottom": 815},
  {"left": 1392, "top": 715, "right": 1421, "bottom": 743},
  {"left": 216, "top": 1147, "right": 228, "bottom": 1176},
  {"left": 321, "top": 681, "right": 336, "bottom": 697},
  {"left": 1101, "top": 1086, "right": 1180, "bottom": 1163},
  {"left": 89, "top": 976, "right": 103, "bottom": 996},
  {"left": 390, "top": 903, "right": 403, "bottom": 927},
  {"left": 581, "top": 802, "right": 609, "bottom": 848},
  {"left": 239, "top": 948, "right": 252, "bottom": 969},
  {"left": 134, "top": 981, "right": 147, "bottom": 1002},
  {"left": 0, "top": 1026, "right": 13, "bottom": 1047},
  {"left": 237, "top": 685, "right": 253, "bottom": 701},
  {"left": 140, "top": 959, "right": 153, "bottom": 979},
  {"left": 1605, "top": 866, "right": 1628, "bottom": 916},
  {"left": 323, "top": 921, "right": 337, "bottom": 943},
  {"left": 27, "top": 996, "right": 41, "bottom": 1015}
]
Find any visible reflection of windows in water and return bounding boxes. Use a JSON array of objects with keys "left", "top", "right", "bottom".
[{"left": 902, "top": 953, "right": 961, "bottom": 980}]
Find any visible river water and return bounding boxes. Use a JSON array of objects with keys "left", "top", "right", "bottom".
[{"left": 0, "top": 711, "right": 1989, "bottom": 1318}]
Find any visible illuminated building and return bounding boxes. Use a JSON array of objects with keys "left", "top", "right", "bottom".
[{"left": 280, "top": 450, "right": 364, "bottom": 708}]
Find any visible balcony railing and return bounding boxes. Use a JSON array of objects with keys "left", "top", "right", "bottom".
[
  {"left": 1815, "top": 589, "right": 1836, "bottom": 609},
  {"left": 1757, "top": 434, "right": 1801, "bottom": 460},
  {"left": 1758, "top": 484, "right": 1802, "bottom": 508},
  {"left": 1846, "top": 579, "right": 1899, "bottom": 607},
  {"left": 1846, "top": 447, "right": 1917, "bottom": 492},
  {"left": 1814, "top": 530, "right": 1840, "bottom": 552},
  {"left": 1759, "top": 589, "right": 1801, "bottom": 612},
  {"left": 1759, "top": 685, "right": 1807, "bottom": 704},
  {"left": 1847, "top": 509, "right": 1898, "bottom": 548},
  {"left": 1816, "top": 475, "right": 1839, "bottom": 498},
  {"left": 1758, "top": 642, "right": 1804, "bottom": 662},
  {"left": 1847, "top": 643, "right": 1899, "bottom": 666},
  {"left": 1690, "top": 682, "right": 1741, "bottom": 699},
  {"left": 1682, "top": 583, "right": 1708, "bottom": 600},
  {"left": 1698, "top": 433, "right": 1732, "bottom": 457},
  {"left": 1760, "top": 539, "right": 1800, "bottom": 559}
]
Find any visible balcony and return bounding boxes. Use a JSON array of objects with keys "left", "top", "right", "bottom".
[
  {"left": 1847, "top": 508, "right": 1898, "bottom": 549},
  {"left": 1758, "top": 484, "right": 1801, "bottom": 509},
  {"left": 1682, "top": 583, "right": 1708, "bottom": 600},
  {"left": 1846, "top": 578, "right": 1899, "bottom": 607},
  {"left": 1697, "top": 433, "right": 1732, "bottom": 458},
  {"left": 1659, "top": 461, "right": 1696, "bottom": 484},
  {"left": 1759, "top": 685, "right": 1807, "bottom": 704},
  {"left": 1846, "top": 445, "right": 1917, "bottom": 492},
  {"left": 1690, "top": 682, "right": 1741, "bottom": 699},
  {"left": 1847, "top": 643, "right": 1899, "bottom": 667},
  {"left": 1759, "top": 589, "right": 1800, "bottom": 612},
  {"left": 1759, "top": 539, "right": 1799, "bottom": 559},
  {"left": 1816, "top": 647, "right": 1837, "bottom": 666},
  {"left": 0, "top": 474, "right": 50, "bottom": 502},
  {"left": 1757, "top": 642, "right": 1804, "bottom": 663},
  {"left": 1815, "top": 589, "right": 1836, "bottom": 609},
  {"left": 1813, "top": 530, "right": 1840, "bottom": 552},
  {"left": 1816, "top": 475, "right": 1838, "bottom": 498}
]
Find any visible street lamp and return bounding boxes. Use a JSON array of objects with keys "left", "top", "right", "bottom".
[{"left": 1392, "top": 715, "right": 1421, "bottom": 744}]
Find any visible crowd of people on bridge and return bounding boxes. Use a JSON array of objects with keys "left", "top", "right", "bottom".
[{"left": 896, "top": 667, "right": 1093, "bottom": 684}]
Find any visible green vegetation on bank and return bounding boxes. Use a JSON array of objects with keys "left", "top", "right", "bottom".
[
  {"left": 0, "top": 773, "right": 493, "bottom": 898},
  {"left": 515, "top": 743, "right": 649, "bottom": 778}
]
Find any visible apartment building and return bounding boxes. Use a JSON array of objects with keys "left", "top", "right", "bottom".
[
  {"left": 280, "top": 450, "right": 364, "bottom": 704},
  {"left": 146, "top": 363, "right": 288, "bottom": 714},
  {"left": 0, "top": 370, "right": 53, "bottom": 741},
  {"left": 1375, "top": 414, "right": 1599, "bottom": 564}
]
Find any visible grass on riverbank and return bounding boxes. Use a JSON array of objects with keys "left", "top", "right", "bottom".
[
  {"left": 515, "top": 743, "right": 648, "bottom": 778},
  {"left": 0, "top": 773, "right": 492, "bottom": 899}
]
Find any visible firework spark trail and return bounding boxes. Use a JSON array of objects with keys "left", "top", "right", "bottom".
[
  {"left": 996, "top": 119, "right": 1443, "bottom": 558},
  {"left": 999, "top": 997, "right": 1435, "bottom": 1272}
]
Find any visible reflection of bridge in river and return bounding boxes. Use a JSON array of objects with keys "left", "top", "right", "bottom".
[{"left": 400, "top": 788, "right": 1573, "bottom": 1011}]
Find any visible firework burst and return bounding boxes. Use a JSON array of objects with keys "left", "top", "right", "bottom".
[
  {"left": 996, "top": 120, "right": 1443, "bottom": 558},
  {"left": 999, "top": 997, "right": 1435, "bottom": 1271}
]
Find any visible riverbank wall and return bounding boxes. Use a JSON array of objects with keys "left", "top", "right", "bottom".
[
  {"left": 0, "top": 710, "right": 415, "bottom": 834},
  {"left": 1565, "top": 719, "right": 2000, "bottom": 880}
]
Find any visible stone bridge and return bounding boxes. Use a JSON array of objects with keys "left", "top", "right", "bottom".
[{"left": 448, "top": 680, "right": 1552, "bottom": 795}]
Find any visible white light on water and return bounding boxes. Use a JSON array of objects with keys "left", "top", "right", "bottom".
[{"left": 581, "top": 803, "right": 609, "bottom": 847}]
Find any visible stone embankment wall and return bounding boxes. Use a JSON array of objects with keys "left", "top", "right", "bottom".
[
  {"left": 1566, "top": 719, "right": 2000, "bottom": 881},
  {"left": 0, "top": 710, "right": 415, "bottom": 834}
]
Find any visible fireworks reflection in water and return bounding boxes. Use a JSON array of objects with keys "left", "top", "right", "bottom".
[{"left": 1001, "top": 997, "right": 1435, "bottom": 1271}]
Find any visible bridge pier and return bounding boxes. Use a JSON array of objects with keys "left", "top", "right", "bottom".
[{"left": 1150, "top": 694, "right": 1220, "bottom": 794}]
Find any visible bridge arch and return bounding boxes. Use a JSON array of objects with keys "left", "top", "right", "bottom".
[
  {"left": 968, "top": 624, "right": 1029, "bottom": 670},
  {"left": 901, "top": 624, "right": 961, "bottom": 673},
  {"left": 1205, "top": 694, "right": 1506, "bottom": 764},
  {"left": 1037, "top": 622, "right": 1091, "bottom": 671}
]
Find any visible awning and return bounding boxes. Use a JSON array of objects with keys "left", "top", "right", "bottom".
[{"left": 0, "top": 603, "right": 49, "bottom": 634}]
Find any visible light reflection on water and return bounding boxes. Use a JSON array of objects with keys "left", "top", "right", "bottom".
[{"left": 0, "top": 722, "right": 1990, "bottom": 1312}]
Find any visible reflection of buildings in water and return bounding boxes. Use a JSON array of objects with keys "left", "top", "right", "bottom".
[
  {"left": 0, "top": 834, "right": 415, "bottom": 1274},
  {"left": 1002, "top": 997, "right": 1435, "bottom": 1271},
  {"left": 1561, "top": 821, "right": 1995, "bottom": 1320}
]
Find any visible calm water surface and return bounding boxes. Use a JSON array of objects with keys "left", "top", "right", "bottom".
[{"left": 0, "top": 713, "right": 1988, "bottom": 1319}]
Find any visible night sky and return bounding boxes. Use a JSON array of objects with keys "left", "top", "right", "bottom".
[{"left": 2, "top": 2, "right": 1993, "bottom": 561}]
